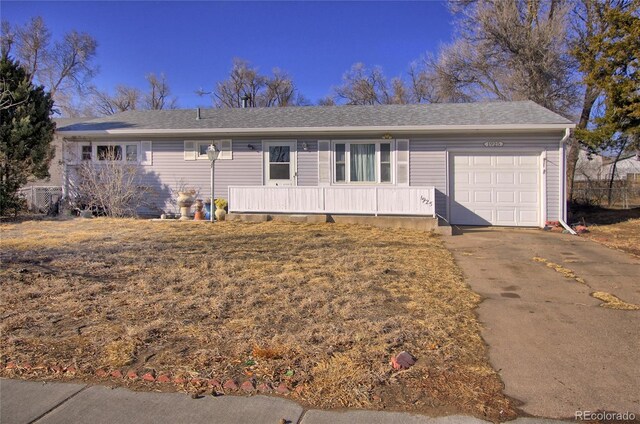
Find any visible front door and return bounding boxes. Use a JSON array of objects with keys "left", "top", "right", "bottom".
[{"left": 264, "top": 141, "right": 297, "bottom": 186}]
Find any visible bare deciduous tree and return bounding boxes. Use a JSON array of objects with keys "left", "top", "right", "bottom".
[
  {"left": 334, "top": 63, "right": 389, "bottom": 105},
  {"left": 317, "top": 96, "right": 336, "bottom": 106},
  {"left": 144, "top": 72, "right": 177, "bottom": 110},
  {"left": 415, "top": 1, "right": 578, "bottom": 114},
  {"left": 203, "top": 58, "right": 305, "bottom": 108},
  {"left": 70, "top": 147, "right": 152, "bottom": 217},
  {"left": 91, "top": 85, "right": 142, "bottom": 115},
  {"left": 89, "top": 73, "right": 178, "bottom": 116},
  {"left": 2, "top": 17, "right": 98, "bottom": 116},
  {"left": 332, "top": 63, "right": 412, "bottom": 105},
  {"left": 261, "top": 68, "right": 295, "bottom": 107}
]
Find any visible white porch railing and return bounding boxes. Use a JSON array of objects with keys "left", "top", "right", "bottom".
[{"left": 228, "top": 186, "right": 436, "bottom": 216}]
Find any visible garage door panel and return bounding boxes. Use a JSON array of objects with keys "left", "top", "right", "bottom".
[
  {"left": 519, "top": 210, "right": 538, "bottom": 225},
  {"left": 496, "top": 156, "right": 515, "bottom": 166},
  {"left": 519, "top": 172, "right": 538, "bottom": 185},
  {"left": 519, "top": 156, "right": 538, "bottom": 166},
  {"left": 451, "top": 152, "right": 540, "bottom": 227},
  {"left": 496, "top": 172, "right": 515, "bottom": 184},
  {"left": 455, "top": 190, "right": 471, "bottom": 202},
  {"left": 474, "top": 191, "right": 492, "bottom": 203},
  {"left": 474, "top": 172, "right": 492, "bottom": 184},
  {"left": 473, "top": 156, "right": 492, "bottom": 166},
  {"left": 474, "top": 209, "right": 494, "bottom": 222},
  {"left": 496, "top": 209, "right": 516, "bottom": 224},
  {"left": 496, "top": 191, "right": 515, "bottom": 203},
  {"left": 519, "top": 191, "right": 538, "bottom": 204},
  {"left": 454, "top": 155, "right": 471, "bottom": 166}
]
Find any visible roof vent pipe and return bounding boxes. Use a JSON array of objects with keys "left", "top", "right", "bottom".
[
  {"left": 241, "top": 95, "right": 250, "bottom": 109},
  {"left": 196, "top": 107, "right": 201, "bottom": 120}
]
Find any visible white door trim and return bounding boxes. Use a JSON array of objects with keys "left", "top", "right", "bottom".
[
  {"left": 263, "top": 140, "right": 298, "bottom": 186},
  {"left": 447, "top": 149, "right": 544, "bottom": 227}
]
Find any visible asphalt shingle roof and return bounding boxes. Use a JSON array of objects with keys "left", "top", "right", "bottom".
[{"left": 57, "top": 101, "right": 573, "bottom": 132}]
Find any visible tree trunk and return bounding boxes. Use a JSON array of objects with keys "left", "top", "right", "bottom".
[
  {"left": 607, "top": 137, "right": 629, "bottom": 206},
  {"left": 566, "top": 85, "right": 599, "bottom": 202}
]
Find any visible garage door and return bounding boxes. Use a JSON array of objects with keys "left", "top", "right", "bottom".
[{"left": 450, "top": 153, "right": 540, "bottom": 226}]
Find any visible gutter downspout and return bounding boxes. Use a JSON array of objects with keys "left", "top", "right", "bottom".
[{"left": 558, "top": 128, "right": 577, "bottom": 235}]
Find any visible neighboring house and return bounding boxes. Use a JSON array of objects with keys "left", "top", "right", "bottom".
[
  {"left": 573, "top": 147, "right": 640, "bottom": 182},
  {"left": 573, "top": 147, "right": 606, "bottom": 182},
  {"left": 57, "top": 100, "right": 575, "bottom": 227},
  {"left": 602, "top": 153, "right": 640, "bottom": 181}
]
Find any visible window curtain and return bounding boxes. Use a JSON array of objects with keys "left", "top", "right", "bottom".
[{"left": 350, "top": 144, "right": 375, "bottom": 182}]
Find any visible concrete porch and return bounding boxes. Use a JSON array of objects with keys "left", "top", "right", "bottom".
[{"left": 227, "top": 212, "right": 451, "bottom": 234}]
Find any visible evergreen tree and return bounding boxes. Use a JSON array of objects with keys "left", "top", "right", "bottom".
[
  {"left": 0, "top": 54, "right": 55, "bottom": 215},
  {"left": 575, "top": 3, "right": 639, "bottom": 149}
]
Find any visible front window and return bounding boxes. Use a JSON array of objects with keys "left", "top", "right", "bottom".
[
  {"left": 269, "top": 146, "right": 291, "bottom": 180},
  {"left": 93, "top": 142, "right": 140, "bottom": 162},
  {"left": 126, "top": 144, "right": 138, "bottom": 162},
  {"left": 350, "top": 143, "right": 376, "bottom": 182},
  {"left": 334, "top": 141, "right": 393, "bottom": 184},
  {"left": 97, "top": 145, "right": 122, "bottom": 161},
  {"left": 335, "top": 144, "right": 346, "bottom": 182},
  {"left": 380, "top": 143, "right": 391, "bottom": 182},
  {"left": 198, "top": 143, "right": 211, "bottom": 158},
  {"left": 81, "top": 145, "right": 92, "bottom": 161}
]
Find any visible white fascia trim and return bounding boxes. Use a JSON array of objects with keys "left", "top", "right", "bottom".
[{"left": 57, "top": 123, "right": 576, "bottom": 137}]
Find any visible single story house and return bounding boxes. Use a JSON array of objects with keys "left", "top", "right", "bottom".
[
  {"left": 574, "top": 147, "right": 640, "bottom": 182},
  {"left": 57, "top": 100, "right": 575, "bottom": 227}
]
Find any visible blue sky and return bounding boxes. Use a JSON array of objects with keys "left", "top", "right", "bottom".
[{"left": 3, "top": 1, "right": 454, "bottom": 107}]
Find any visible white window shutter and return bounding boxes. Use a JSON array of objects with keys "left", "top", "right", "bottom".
[
  {"left": 396, "top": 139, "right": 409, "bottom": 186},
  {"left": 318, "top": 140, "right": 331, "bottom": 185},
  {"left": 141, "top": 141, "right": 152, "bottom": 165},
  {"left": 218, "top": 139, "right": 232, "bottom": 160},
  {"left": 184, "top": 141, "right": 196, "bottom": 161}
]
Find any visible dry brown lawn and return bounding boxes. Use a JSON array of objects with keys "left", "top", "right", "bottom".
[
  {"left": 570, "top": 206, "right": 640, "bottom": 258},
  {"left": 584, "top": 219, "right": 640, "bottom": 258},
  {"left": 0, "top": 218, "right": 514, "bottom": 420}
]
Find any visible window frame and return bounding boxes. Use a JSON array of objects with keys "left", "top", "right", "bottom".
[
  {"left": 331, "top": 140, "right": 395, "bottom": 185},
  {"left": 197, "top": 141, "right": 214, "bottom": 160},
  {"left": 91, "top": 141, "right": 141, "bottom": 163}
]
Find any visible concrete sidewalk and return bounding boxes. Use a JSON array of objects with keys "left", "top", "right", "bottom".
[{"left": 0, "top": 379, "right": 566, "bottom": 424}]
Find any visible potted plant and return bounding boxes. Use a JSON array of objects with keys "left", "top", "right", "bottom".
[{"left": 214, "top": 198, "right": 228, "bottom": 221}]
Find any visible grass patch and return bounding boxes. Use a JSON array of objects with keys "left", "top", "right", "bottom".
[
  {"left": 591, "top": 292, "right": 640, "bottom": 311},
  {"left": 0, "top": 218, "right": 514, "bottom": 420},
  {"left": 532, "top": 257, "right": 586, "bottom": 284}
]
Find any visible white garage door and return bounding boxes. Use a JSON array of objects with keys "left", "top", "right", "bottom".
[{"left": 450, "top": 153, "right": 541, "bottom": 226}]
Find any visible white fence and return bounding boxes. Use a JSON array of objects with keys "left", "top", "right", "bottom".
[
  {"left": 228, "top": 186, "right": 436, "bottom": 216},
  {"left": 18, "top": 186, "right": 63, "bottom": 214}
]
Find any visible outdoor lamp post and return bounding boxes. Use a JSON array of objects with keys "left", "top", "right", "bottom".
[{"left": 207, "top": 144, "right": 220, "bottom": 222}]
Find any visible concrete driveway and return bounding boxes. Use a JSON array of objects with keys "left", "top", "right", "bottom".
[{"left": 444, "top": 228, "right": 640, "bottom": 419}]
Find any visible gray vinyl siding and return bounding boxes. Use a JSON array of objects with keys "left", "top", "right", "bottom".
[{"left": 297, "top": 140, "right": 318, "bottom": 186}]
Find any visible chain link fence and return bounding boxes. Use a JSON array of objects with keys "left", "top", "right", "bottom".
[
  {"left": 572, "top": 181, "right": 640, "bottom": 209},
  {"left": 18, "top": 186, "right": 63, "bottom": 215}
]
